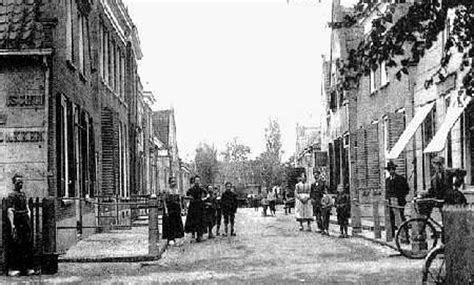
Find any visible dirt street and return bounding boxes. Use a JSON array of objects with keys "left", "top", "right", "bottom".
[{"left": 1, "top": 207, "right": 424, "bottom": 284}]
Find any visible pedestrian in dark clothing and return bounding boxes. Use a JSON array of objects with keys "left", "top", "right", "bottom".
[
  {"left": 162, "top": 177, "right": 184, "bottom": 246},
  {"left": 385, "top": 161, "right": 410, "bottom": 234},
  {"left": 214, "top": 186, "right": 223, "bottom": 235},
  {"left": 310, "top": 170, "right": 325, "bottom": 233},
  {"left": 335, "top": 186, "right": 350, "bottom": 238},
  {"left": 203, "top": 185, "right": 216, "bottom": 239},
  {"left": 221, "top": 182, "right": 238, "bottom": 236},
  {"left": 184, "top": 175, "right": 207, "bottom": 242},
  {"left": 426, "top": 156, "right": 450, "bottom": 200},
  {"left": 445, "top": 168, "right": 467, "bottom": 205},
  {"left": 320, "top": 189, "right": 333, "bottom": 236},
  {"left": 419, "top": 156, "right": 452, "bottom": 217},
  {"left": 6, "top": 174, "right": 35, "bottom": 277}
]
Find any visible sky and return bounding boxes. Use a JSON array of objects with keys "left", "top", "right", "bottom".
[{"left": 122, "top": 0, "right": 356, "bottom": 162}]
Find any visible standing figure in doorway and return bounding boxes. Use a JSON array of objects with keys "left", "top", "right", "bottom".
[
  {"left": 162, "top": 177, "right": 185, "bottom": 246},
  {"left": 184, "top": 175, "right": 207, "bottom": 242},
  {"left": 385, "top": 161, "right": 409, "bottom": 234},
  {"left": 6, "top": 174, "right": 35, "bottom": 276},
  {"left": 221, "top": 182, "right": 238, "bottom": 236},
  {"left": 295, "top": 174, "right": 313, "bottom": 231}
]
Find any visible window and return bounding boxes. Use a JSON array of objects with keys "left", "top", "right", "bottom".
[
  {"left": 121, "top": 55, "right": 126, "bottom": 98},
  {"left": 383, "top": 115, "right": 389, "bottom": 158},
  {"left": 99, "top": 24, "right": 104, "bottom": 78},
  {"left": 422, "top": 105, "right": 437, "bottom": 188},
  {"left": 78, "top": 13, "right": 84, "bottom": 72},
  {"left": 103, "top": 29, "right": 109, "bottom": 84},
  {"left": 66, "top": 0, "right": 74, "bottom": 62},
  {"left": 381, "top": 60, "right": 389, "bottom": 87},
  {"left": 109, "top": 40, "right": 114, "bottom": 88},
  {"left": 370, "top": 69, "right": 376, "bottom": 94},
  {"left": 59, "top": 96, "right": 69, "bottom": 197}
]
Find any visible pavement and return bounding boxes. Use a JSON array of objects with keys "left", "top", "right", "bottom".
[{"left": 0, "top": 206, "right": 425, "bottom": 284}]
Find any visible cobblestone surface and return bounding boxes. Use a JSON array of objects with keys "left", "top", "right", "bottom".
[{"left": 0, "top": 207, "right": 424, "bottom": 284}]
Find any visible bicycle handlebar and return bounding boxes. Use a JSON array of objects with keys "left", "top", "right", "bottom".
[{"left": 414, "top": 197, "right": 445, "bottom": 204}]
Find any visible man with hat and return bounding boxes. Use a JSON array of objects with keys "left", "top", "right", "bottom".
[{"left": 385, "top": 161, "right": 410, "bottom": 235}]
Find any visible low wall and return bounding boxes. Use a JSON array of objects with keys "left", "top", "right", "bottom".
[{"left": 443, "top": 204, "right": 474, "bottom": 285}]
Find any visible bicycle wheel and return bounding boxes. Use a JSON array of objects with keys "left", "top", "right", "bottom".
[
  {"left": 395, "top": 218, "right": 438, "bottom": 259},
  {"left": 422, "top": 246, "right": 445, "bottom": 285}
]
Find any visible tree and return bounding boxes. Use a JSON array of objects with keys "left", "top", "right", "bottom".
[
  {"left": 258, "top": 119, "right": 284, "bottom": 188},
  {"left": 264, "top": 118, "right": 283, "bottom": 162},
  {"left": 194, "top": 143, "right": 219, "bottom": 186},
  {"left": 219, "top": 138, "right": 252, "bottom": 187},
  {"left": 221, "top": 137, "right": 251, "bottom": 163}
]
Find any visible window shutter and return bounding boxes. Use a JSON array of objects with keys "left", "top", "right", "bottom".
[
  {"left": 56, "top": 93, "right": 64, "bottom": 198},
  {"left": 101, "top": 108, "right": 118, "bottom": 197},
  {"left": 366, "top": 124, "right": 380, "bottom": 189},
  {"left": 334, "top": 138, "right": 342, "bottom": 191},
  {"left": 388, "top": 113, "right": 407, "bottom": 176},
  {"left": 67, "top": 102, "right": 76, "bottom": 198},
  {"left": 328, "top": 143, "right": 336, "bottom": 192},
  {"left": 356, "top": 128, "right": 367, "bottom": 191},
  {"left": 89, "top": 116, "right": 96, "bottom": 197}
]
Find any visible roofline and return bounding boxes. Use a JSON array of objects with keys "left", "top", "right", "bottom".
[{"left": 0, "top": 48, "right": 53, "bottom": 56}]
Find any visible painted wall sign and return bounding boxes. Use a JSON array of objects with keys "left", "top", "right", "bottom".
[
  {"left": 0, "top": 131, "right": 44, "bottom": 143},
  {"left": 7, "top": 94, "right": 45, "bottom": 107}
]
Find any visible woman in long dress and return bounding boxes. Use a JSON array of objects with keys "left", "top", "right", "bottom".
[
  {"left": 184, "top": 175, "right": 207, "bottom": 242},
  {"left": 295, "top": 173, "right": 313, "bottom": 231},
  {"left": 162, "top": 177, "right": 184, "bottom": 245}
]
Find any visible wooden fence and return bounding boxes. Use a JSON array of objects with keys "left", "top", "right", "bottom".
[{"left": 0, "top": 197, "right": 57, "bottom": 275}]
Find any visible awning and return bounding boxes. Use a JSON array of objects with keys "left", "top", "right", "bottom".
[
  {"left": 424, "top": 96, "right": 472, "bottom": 153},
  {"left": 386, "top": 102, "right": 435, "bottom": 159}
]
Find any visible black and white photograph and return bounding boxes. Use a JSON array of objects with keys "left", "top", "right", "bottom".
[{"left": 0, "top": 0, "right": 473, "bottom": 283}]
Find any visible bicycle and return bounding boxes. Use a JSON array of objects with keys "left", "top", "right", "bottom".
[
  {"left": 421, "top": 244, "right": 446, "bottom": 284},
  {"left": 395, "top": 197, "right": 445, "bottom": 259}
]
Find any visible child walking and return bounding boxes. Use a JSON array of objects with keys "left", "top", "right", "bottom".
[{"left": 335, "top": 186, "right": 350, "bottom": 238}]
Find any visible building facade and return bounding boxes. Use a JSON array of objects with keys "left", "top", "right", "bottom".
[
  {"left": 0, "top": 0, "right": 177, "bottom": 251},
  {"left": 322, "top": 0, "right": 474, "bottom": 232}
]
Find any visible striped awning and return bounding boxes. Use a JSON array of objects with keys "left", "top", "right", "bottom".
[
  {"left": 386, "top": 102, "right": 435, "bottom": 159},
  {"left": 424, "top": 96, "right": 472, "bottom": 153}
]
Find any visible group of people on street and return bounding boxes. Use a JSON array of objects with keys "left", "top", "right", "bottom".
[
  {"left": 294, "top": 170, "right": 350, "bottom": 238},
  {"left": 179, "top": 176, "right": 238, "bottom": 243}
]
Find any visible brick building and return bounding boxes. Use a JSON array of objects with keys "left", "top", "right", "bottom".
[
  {"left": 322, "top": 0, "right": 474, "bottom": 232},
  {"left": 0, "top": 0, "right": 147, "bottom": 251}
]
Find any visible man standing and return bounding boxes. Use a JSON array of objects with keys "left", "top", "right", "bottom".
[
  {"left": 221, "top": 182, "right": 238, "bottom": 236},
  {"left": 310, "top": 170, "right": 325, "bottom": 233},
  {"left": 6, "top": 174, "right": 35, "bottom": 276},
  {"left": 426, "top": 156, "right": 449, "bottom": 200},
  {"left": 385, "top": 161, "right": 410, "bottom": 234}
]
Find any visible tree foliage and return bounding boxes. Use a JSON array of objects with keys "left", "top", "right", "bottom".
[
  {"left": 259, "top": 119, "right": 284, "bottom": 188},
  {"left": 194, "top": 143, "right": 219, "bottom": 186},
  {"left": 221, "top": 137, "right": 251, "bottom": 163},
  {"left": 337, "top": 0, "right": 473, "bottom": 96}
]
